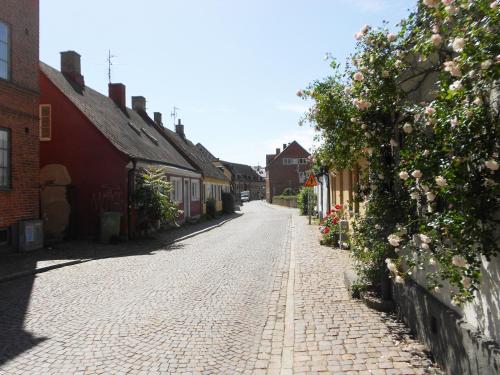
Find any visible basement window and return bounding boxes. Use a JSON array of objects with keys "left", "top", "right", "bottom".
[
  {"left": 141, "top": 128, "right": 159, "bottom": 145},
  {"left": 128, "top": 121, "right": 141, "bottom": 135}
]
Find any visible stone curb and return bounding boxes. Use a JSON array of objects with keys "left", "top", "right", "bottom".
[{"left": 0, "top": 216, "right": 237, "bottom": 284}]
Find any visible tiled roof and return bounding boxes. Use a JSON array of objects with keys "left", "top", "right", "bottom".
[
  {"left": 160, "top": 128, "right": 229, "bottom": 182},
  {"left": 195, "top": 143, "right": 217, "bottom": 161},
  {"left": 221, "top": 161, "right": 261, "bottom": 181},
  {"left": 40, "top": 62, "right": 196, "bottom": 172}
]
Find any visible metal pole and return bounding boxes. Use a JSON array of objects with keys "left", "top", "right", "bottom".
[{"left": 308, "top": 188, "right": 311, "bottom": 225}]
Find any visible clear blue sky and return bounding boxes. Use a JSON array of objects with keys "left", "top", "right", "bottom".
[{"left": 40, "top": 0, "right": 415, "bottom": 167}]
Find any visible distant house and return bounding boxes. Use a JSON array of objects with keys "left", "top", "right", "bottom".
[
  {"left": 265, "top": 141, "right": 311, "bottom": 202},
  {"left": 0, "top": 0, "right": 40, "bottom": 248},
  {"left": 149, "top": 120, "right": 230, "bottom": 213},
  {"left": 39, "top": 51, "right": 202, "bottom": 239},
  {"left": 218, "top": 161, "right": 264, "bottom": 200}
]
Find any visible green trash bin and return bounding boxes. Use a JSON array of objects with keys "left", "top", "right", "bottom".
[{"left": 99, "top": 212, "right": 122, "bottom": 244}]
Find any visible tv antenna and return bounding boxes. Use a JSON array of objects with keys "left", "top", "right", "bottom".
[
  {"left": 107, "top": 50, "right": 116, "bottom": 83},
  {"left": 171, "top": 106, "right": 180, "bottom": 124}
]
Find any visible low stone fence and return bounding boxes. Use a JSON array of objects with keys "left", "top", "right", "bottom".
[{"left": 272, "top": 196, "right": 298, "bottom": 208}]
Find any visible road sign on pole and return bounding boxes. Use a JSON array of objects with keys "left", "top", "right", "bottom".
[{"left": 304, "top": 174, "right": 318, "bottom": 187}]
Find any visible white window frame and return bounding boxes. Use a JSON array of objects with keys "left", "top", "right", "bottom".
[
  {"left": 39, "top": 104, "right": 52, "bottom": 141},
  {"left": 191, "top": 179, "right": 200, "bottom": 201},
  {"left": 0, "top": 21, "right": 10, "bottom": 81},
  {"left": 170, "top": 176, "right": 182, "bottom": 203}
]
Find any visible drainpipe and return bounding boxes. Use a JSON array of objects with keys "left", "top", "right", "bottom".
[{"left": 127, "top": 160, "right": 137, "bottom": 239}]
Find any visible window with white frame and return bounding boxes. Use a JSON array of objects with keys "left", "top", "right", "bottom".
[
  {"left": 0, "top": 21, "right": 9, "bottom": 80},
  {"left": 283, "top": 158, "right": 300, "bottom": 165},
  {"left": 0, "top": 128, "right": 10, "bottom": 188},
  {"left": 170, "top": 177, "right": 182, "bottom": 203},
  {"left": 299, "top": 158, "right": 308, "bottom": 164},
  {"left": 298, "top": 171, "right": 306, "bottom": 183},
  {"left": 39, "top": 105, "right": 52, "bottom": 141},
  {"left": 191, "top": 180, "right": 200, "bottom": 201}
]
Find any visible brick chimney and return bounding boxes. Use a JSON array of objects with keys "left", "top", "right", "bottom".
[
  {"left": 109, "top": 83, "right": 126, "bottom": 111},
  {"left": 276, "top": 148, "right": 281, "bottom": 155},
  {"left": 154, "top": 112, "right": 162, "bottom": 127},
  {"left": 60, "top": 51, "right": 84, "bottom": 86},
  {"left": 132, "top": 96, "right": 146, "bottom": 111},
  {"left": 283, "top": 143, "right": 287, "bottom": 150},
  {"left": 176, "top": 119, "right": 185, "bottom": 139}
]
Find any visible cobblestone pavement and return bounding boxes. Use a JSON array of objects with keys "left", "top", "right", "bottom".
[{"left": 0, "top": 202, "right": 442, "bottom": 374}]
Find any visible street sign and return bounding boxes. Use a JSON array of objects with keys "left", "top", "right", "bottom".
[{"left": 304, "top": 174, "right": 318, "bottom": 187}]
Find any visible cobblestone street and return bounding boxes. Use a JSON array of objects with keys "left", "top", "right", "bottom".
[{"left": 0, "top": 202, "right": 441, "bottom": 374}]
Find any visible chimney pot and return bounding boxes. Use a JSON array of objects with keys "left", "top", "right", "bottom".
[
  {"left": 131, "top": 96, "right": 146, "bottom": 111},
  {"left": 276, "top": 148, "right": 281, "bottom": 155},
  {"left": 154, "top": 112, "right": 162, "bottom": 127},
  {"left": 176, "top": 119, "right": 185, "bottom": 139},
  {"left": 60, "top": 50, "right": 84, "bottom": 86},
  {"left": 108, "top": 83, "right": 126, "bottom": 111}
]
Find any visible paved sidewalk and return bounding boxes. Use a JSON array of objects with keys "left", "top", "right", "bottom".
[
  {"left": 287, "top": 214, "right": 443, "bottom": 375},
  {"left": 0, "top": 213, "right": 239, "bottom": 283}
]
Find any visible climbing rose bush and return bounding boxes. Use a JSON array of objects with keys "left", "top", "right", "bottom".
[{"left": 301, "top": 0, "right": 499, "bottom": 303}]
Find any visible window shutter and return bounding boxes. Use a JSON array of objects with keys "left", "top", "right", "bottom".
[{"left": 40, "top": 105, "right": 51, "bottom": 140}]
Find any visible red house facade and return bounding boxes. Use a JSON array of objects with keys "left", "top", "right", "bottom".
[
  {"left": 265, "top": 141, "right": 311, "bottom": 202},
  {"left": 39, "top": 51, "right": 202, "bottom": 240},
  {"left": 0, "top": 0, "right": 40, "bottom": 246}
]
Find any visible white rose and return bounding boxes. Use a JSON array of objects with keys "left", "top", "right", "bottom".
[
  {"left": 485, "top": 159, "right": 499, "bottom": 171},
  {"left": 421, "top": 184, "right": 429, "bottom": 192},
  {"left": 491, "top": 1, "right": 498, "bottom": 9},
  {"left": 452, "top": 37, "right": 466, "bottom": 52},
  {"left": 403, "top": 123, "right": 413, "bottom": 134},
  {"left": 473, "top": 97, "right": 483, "bottom": 106},
  {"left": 399, "top": 171, "right": 409, "bottom": 180},
  {"left": 386, "top": 261, "right": 398, "bottom": 273},
  {"left": 394, "top": 275, "right": 404, "bottom": 284},
  {"left": 412, "top": 170, "right": 423, "bottom": 179},
  {"left": 410, "top": 191, "right": 420, "bottom": 200},
  {"left": 426, "top": 191, "right": 436, "bottom": 202},
  {"left": 481, "top": 60, "right": 493, "bottom": 70},
  {"left": 446, "top": 5, "right": 459, "bottom": 14},
  {"left": 388, "top": 235, "right": 401, "bottom": 247},
  {"left": 423, "top": 0, "right": 440, "bottom": 7},
  {"left": 450, "top": 80, "right": 462, "bottom": 91},
  {"left": 296, "top": 90, "right": 304, "bottom": 97},
  {"left": 382, "top": 70, "right": 390, "bottom": 78},
  {"left": 423, "top": 150, "right": 430, "bottom": 157},
  {"left": 425, "top": 106, "right": 436, "bottom": 116},
  {"left": 462, "top": 276, "right": 472, "bottom": 288},
  {"left": 420, "top": 243, "right": 430, "bottom": 250},
  {"left": 354, "top": 72, "right": 364, "bottom": 81},
  {"left": 431, "top": 34, "right": 442, "bottom": 47},
  {"left": 419, "top": 234, "right": 432, "bottom": 244},
  {"left": 435, "top": 176, "right": 448, "bottom": 187},
  {"left": 387, "top": 33, "right": 397, "bottom": 42},
  {"left": 429, "top": 258, "right": 436, "bottom": 266},
  {"left": 450, "top": 118, "right": 459, "bottom": 127}
]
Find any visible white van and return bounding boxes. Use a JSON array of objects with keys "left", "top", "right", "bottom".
[{"left": 240, "top": 191, "right": 250, "bottom": 202}]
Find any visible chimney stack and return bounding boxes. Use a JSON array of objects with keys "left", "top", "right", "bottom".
[
  {"left": 276, "top": 148, "right": 281, "bottom": 155},
  {"left": 108, "top": 83, "right": 126, "bottom": 111},
  {"left": 175, "top": 119, "right": 185, "bottom": 139},
  {"left": 131, "top": 96, "right": 146, "bottom": 111},
  {"left": 154, "top": 112, "right": 162, "bottom": 127},
  {"left": 283, "top": 143, "right": 287, "bottom": 150},
  {"left": 60, "top": 51, "right": 84, "bottom": 86}
]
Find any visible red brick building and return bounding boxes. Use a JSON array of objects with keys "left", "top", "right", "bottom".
[
  {"left": 0, "top": 0, "right": 40, "bottom": 246},
  {"left": 265, "top": 141, "right": 311, "bottom": 202},
  {"left": 39, "top": 51, "right": 202, "bottom": 239}
]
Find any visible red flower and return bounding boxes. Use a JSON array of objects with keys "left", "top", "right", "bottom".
[
  {"left": 323, "top": 227, "right": 331, "bottom": 235},
  {"left": 333, "top": 217, "right": 339, "bottom": 225},
  {"left": 335, "top": 204, "right": 342, "bottom": 210}
]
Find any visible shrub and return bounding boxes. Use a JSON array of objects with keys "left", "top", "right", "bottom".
[
  {"left": 319, "top": 204, "right": 344, "bottom": 246},
  {"left": 134, "top": 167, "right": 182, "bottom": 231},
  {"left": 222, "top": 192, "right": 235, "bottom": 214},
  {"left": 281, "top": 187, "right": 295, "bottom": 196},
  {"left": 205, "top": 198, "right": 216, "bottom": 219},
  {"left": 297, "top": 187, "right": 317, "bottom": 215}
]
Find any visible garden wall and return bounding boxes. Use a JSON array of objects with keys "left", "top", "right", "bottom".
[{"left": 272, "top": 196, "right": 298, "bottom": 208}]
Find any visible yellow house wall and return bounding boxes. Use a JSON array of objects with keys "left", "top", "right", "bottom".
[{"left": 202, "top": 177, "right": 230, "bottom": 213}]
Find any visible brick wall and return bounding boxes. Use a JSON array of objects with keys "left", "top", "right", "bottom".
[{"left": 0, "top": 0, "right": 40, "bottom": 231}]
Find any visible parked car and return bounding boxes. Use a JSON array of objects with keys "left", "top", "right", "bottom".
[{"left": 240, "top": 191, "right": 250, "bottom": 202}]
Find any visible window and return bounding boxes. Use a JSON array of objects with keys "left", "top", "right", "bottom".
[
  {"left": 191, "top": 180, "right": 200, "bottom": 201},
  {"left": 299, "top": 158, "right": 308, "bottom": 165},
  {"left": 283, "top": 158, "right": 299, "bottom": 165},
  {"left": 170, "top": 177, "right": 182, "bottom": 203},
  {"left": 299, "top": 172, "right": 306, "bottom": 183},
  {"left": 39, "top": 105, "right": 51, "bottom": 141},
  {"left": 0, "top": 128, "right": 10, "bottom": 188},
  {"left": 0, "top": 21, "right": 9, "bottom": 80}
]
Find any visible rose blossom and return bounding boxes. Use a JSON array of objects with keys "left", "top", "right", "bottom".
[
  {"left": 296, "top": 90, "right": 304, "bottom": 97},
  {"left": 388, "top": 235, "right": 401, "bottom": 247},
  {"left": 431, "top": 34, "right": 442, "bottom": 47},
  {"left": 394, "top": 275, "right": 404, "bottom": 284},
  {"left": 435, "top": 176, "right": 448, "bottom": 187},
  {"left": 452, "top": 255, "right": 467, "bottom": 267},
  {"left": 410, "top": 191, "right": 420, "bottom": 200},
  {"left": 450, "top": 80, "right": 462, "bottom": 91},
  {"left": 399, "top": 171, "right": 409, "bottom": 180},
  {"left": 403, "top": 123, "right": 413, "bottom": 134},
  {"left": 429, "top": 258, "right": 436, "bottom": 266},
  {"left": 425, "top": 106, "right": 436, "bottom": 116},
  {"left": 462, "top": 276, "right": 472, "bottom": 289},
  {"left": 426, "top": 191, "right": 436, "bottom": 202},
  {"left": 354, "top": 32, "right": 363, "bottom": 40},
  {"left": 353, "top": 72, "right": 364, "bottom": 81},
  {"left": 485, "top": 159, "right": 499, "bottom": 171},
  {"left": 452, "top": 37, "right": 466, "bottom": 52},
  {"left": 382, "top": 70, "right": 390, "bottom": 78},
  {"left": 481, "top": 60, "right": 493, "bottom": 70},
  {"left": 444, "top": 61, "right": 462, "bottom": 77},
  {"left": 423, "top": 150, "right": 430, "bottom": 157},
  {"left": 353, "top": 98, "right": 370, "bottom": 110},
  {"left": 419, "top": 234, "right": 432, "bottom": 244},
  {"left": 387, "top": 33, "right": 397, "bottom": 42},
  {"left": 473, "top": 97, "right": 483, "bottom": 106},
  {"left": 446, "top": 5, "right": 459, "bottom": 14},
  {"left": 412, "top": 170, "right": 423, "bottom": 179},
  {"left": 450, "top": 118, "right": 459, "bottom": 127},
  {"left": 423, "top": 0, "right": 440, "bottom": 7},
  {"left": 491, "top": 1, "right": 498, "bottom": 9}
]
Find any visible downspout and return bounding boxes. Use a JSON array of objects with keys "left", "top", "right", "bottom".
[
  {"left": 325, "top": 170, "right": 331, "bottom": 213},
  {"left": 127, "top": 159, "right": 137, "bottom": 240}
]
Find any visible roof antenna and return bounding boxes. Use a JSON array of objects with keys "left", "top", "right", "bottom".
[
  {"left": 107, "top": 50, "right": 116, "bottom": 83},
  {"left": 171, "top": 106, "right": 180, "bottom": 125}
]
